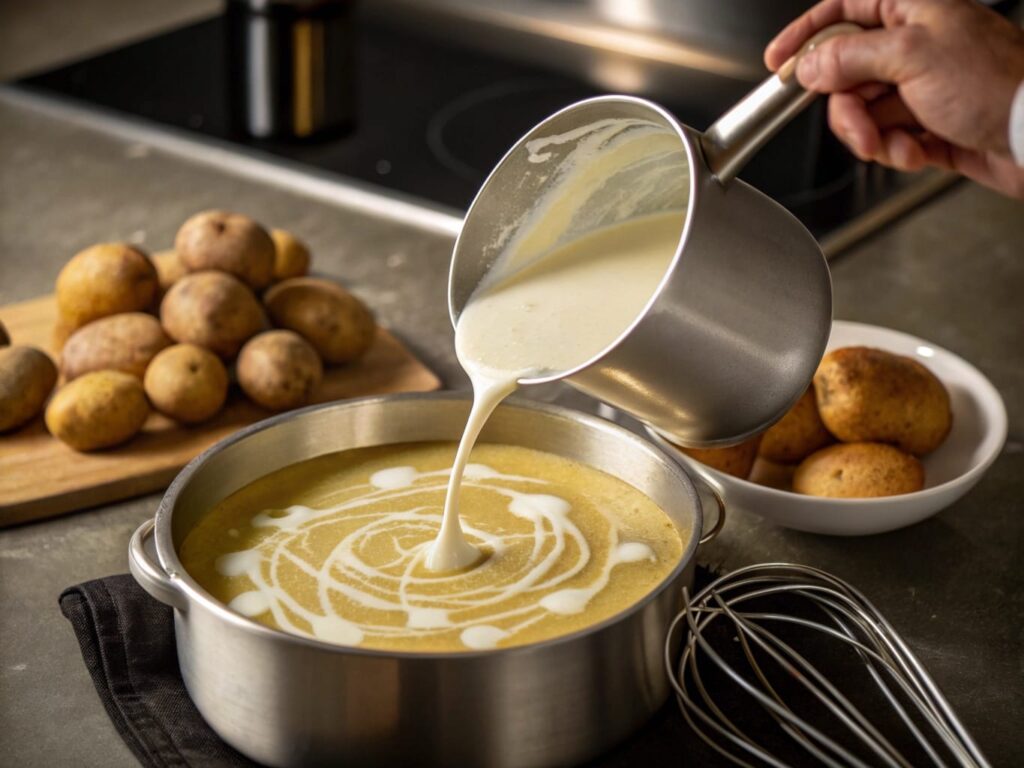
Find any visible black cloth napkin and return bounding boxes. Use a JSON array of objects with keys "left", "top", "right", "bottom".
[
  {"left": 59, "top": 575, "right": 253, "bottom": 768},
  {"left": 59, "top": 573, "right": 708, "bottom": 768}
]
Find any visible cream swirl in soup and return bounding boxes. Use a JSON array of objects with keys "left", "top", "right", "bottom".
[{"left": 180, "top": 443, "right": 684, "bottom": 652}]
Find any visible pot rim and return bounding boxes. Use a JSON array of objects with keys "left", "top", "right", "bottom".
[
  {"left": 153, "top": 390, "right": 704, "bottom": 660},
  {"left": 446, "top": 94, "right": 700, "bottom": 386}
]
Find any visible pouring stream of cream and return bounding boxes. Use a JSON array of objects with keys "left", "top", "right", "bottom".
[
  {"left": 424, "top": 211, "right": 684, "bottom": 571},
  {"left": 425, "top": 374, "right": 516, "bottom": 570}
]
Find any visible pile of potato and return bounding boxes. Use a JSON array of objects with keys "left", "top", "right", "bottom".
[
  {"left": 0, "top": 210, "right": 376, "bottom": 452},
  {"left": 679, "top": 346, "right": 953, "bottom": 498}
]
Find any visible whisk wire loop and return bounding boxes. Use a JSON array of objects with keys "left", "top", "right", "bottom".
[
  {"left": 715, "top": 596, "right": 912, "bottom": 768},
  {"left": 666, "top": 563, "right": 991, "bottom": 768},
  {"left": 683, "top": 590, "right": 877, "bottom": 768}
]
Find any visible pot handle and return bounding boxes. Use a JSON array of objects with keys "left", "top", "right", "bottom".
[
  {"left": 700, "top": 22, "right": 863, "bottom": 184},
  {"left": 129, "top": 517, "right": 189, "bottom": 613},
  {"left": 694, "top": 475, "right": 726, "bottom": 545}
]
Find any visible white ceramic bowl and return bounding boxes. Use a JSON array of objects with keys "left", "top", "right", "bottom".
[{"left": 647, "top": 321, "right": 1008, "bottom": 535}]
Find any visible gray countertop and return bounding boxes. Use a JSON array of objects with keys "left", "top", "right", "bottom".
[{"left": 0, "top": 87, "right": 1022, "bottom": 767}]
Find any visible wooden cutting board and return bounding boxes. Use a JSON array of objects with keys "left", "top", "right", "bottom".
[{"left": 0, "top": 295, "right": 442, "bottom": 527}]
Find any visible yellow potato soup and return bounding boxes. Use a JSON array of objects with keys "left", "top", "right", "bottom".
[{"left": 180, "top": 442, "right": 686, "bottom": 652}]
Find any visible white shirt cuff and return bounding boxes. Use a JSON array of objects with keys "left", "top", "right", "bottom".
[{"left": 1011, "top": 80, "right": 1024, "bottom": 167}]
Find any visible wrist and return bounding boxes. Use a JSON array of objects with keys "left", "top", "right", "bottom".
[{"left": 1010, "top": 81, "right": 1024, "bottom": 167}]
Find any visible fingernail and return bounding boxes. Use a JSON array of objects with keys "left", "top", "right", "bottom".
[{"left": 797, "top": 53, "right": 819, "bottom": 84}]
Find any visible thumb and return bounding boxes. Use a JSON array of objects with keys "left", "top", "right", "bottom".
[{"left": 795, "top": 27, "right": 924, "bottom": 92}]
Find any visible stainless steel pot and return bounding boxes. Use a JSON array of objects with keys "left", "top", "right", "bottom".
[
  {"left": 449, "top": 26, "right": 858, "bottom": 448},
  {"left": 129, "top": 392, "right": 721, "bottom": 768}
]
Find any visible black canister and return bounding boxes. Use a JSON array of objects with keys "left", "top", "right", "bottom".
[{"left": 226, "top": 0, "right": 356, "bottom": 140}]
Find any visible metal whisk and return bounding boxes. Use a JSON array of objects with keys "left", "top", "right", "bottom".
[{"left": 665, "top": 563, "right": 990, "bottom": 768}]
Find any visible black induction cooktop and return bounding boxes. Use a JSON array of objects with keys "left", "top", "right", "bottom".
[{"left": 14, "top": 5, "right": 909, "bottom": 241}]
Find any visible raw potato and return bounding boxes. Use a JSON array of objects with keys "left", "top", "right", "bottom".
[
  {"left": 144, "top": 344, "right": 229, "bottom": 424},
  {"left": 152, "top": 249, "right": 188, "bottom": 297},
  {"left": 759, "top": 387, "right": 833, "bottom": 464},
  {"left": 748, "top": 459, "right": 796, "bottom": 491},
  {"left": 793, "top": 442, "right": 924, "bottom": 498},
  {"left": 61, "top": 313, "right": 171, "bottom": 381},
  {"left": 237, "top": 330, "right": 323, "bottom": 411},
  {"left": 677, "top": 434, "right": 763, "bottom": 479},
  {"left": 175, "top": 210, "right": 275, "bottom": 290},
  {"left": 0, "top": 346, "right": 58, "bottom": 432},
  {"left": 45, "top": 370, "right": 149, "bottom": 451},
  {"left": 814, "top": 347, "right": 952, "bottom": 456},
  {"left": 270, "top": 228, "right": 311, "bottom": 281},
  {"left": 160, "top": 271, "right": 266, "bottom": 358},
  {"left": 0, "top": 318, "right": 9, "bottom": 347},
  {"left": 55, "top": 243, "right": 158, "bottom": 330},
  {"left": 264, "top": 277, "right": 376, "bottom": 364}
]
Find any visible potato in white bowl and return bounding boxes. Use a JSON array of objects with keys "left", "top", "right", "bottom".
[{"left": 648, "top": 321, "right": 1007, "bottom": 535}]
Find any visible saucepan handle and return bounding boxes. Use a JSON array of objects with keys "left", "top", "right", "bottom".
[
  {"left": 693, "top": 474, "right": 726, "bottom": 545},
  {"left": 700, "top": 22, "right": 863, "bottom": 184},
  {"left": 128, "top": 517, "right": 189, "bottom": 612}
]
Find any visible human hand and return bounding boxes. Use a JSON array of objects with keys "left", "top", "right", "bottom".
[{"left": 765, "top": 0, "right": 1024, "bottom": 198}]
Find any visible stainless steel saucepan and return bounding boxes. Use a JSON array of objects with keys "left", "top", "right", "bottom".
[
  {"left": 129, "top": 392, "right": 723, "bottom": 768},
  {"left": 450, "top": 25, "right": 859, "bottom": 448}
]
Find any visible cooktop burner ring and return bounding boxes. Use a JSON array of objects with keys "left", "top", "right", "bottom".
[{"left": 425, "top": 77, "right": 591, "bottom": 180}]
